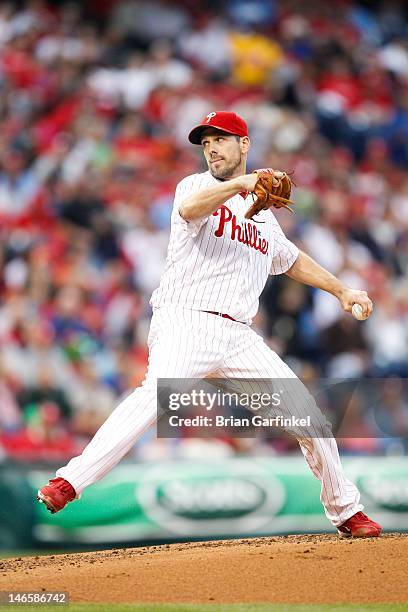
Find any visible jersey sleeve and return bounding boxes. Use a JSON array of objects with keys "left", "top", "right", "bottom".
[
  {"left": 270, "top": 216, "right": 299, "bottom": 275},
  {"left": 173, "top": 174, "right": 212, "bottom": 238}
]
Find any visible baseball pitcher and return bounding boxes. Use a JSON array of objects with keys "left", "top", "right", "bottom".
[{"left": 38, "top": 111, "right": 381, "bottom": 538}]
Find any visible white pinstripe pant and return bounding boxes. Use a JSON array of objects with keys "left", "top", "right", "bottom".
[{"left": 57, "top": 308, "right": 363, "bottom": 527}]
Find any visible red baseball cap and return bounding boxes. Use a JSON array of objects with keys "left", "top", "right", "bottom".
[{"left": 188, "top": 111, "right": 249, "bottom": 145}]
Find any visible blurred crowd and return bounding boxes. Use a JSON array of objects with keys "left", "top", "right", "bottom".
[{"left": 0, "top": 0, "right": 407, "bottom": 462}]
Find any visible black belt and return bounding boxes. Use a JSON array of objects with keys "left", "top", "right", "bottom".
[{"left": 203, "top": 311, "right": 245, "bottom": 324}]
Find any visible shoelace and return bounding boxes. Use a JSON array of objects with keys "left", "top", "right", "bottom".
[{"left": 351, "top": 512, "right": 371, "bottom": 523}]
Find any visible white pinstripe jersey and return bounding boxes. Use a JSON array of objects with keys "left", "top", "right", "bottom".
[{"left": 150, "top": 171, "right": 299, "bottom": 324}]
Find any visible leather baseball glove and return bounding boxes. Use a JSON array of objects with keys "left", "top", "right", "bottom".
[{"left": 244, "top": 168, "right": 294, "bottom": 220}]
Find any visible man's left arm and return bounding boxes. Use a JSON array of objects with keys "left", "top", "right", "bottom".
[{"left": 285, "top": 250, "right": 373, "bottom": 317}]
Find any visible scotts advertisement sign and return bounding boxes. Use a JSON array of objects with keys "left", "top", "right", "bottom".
[
  {"left": 18, "top": 457, "right": 408, "bottom": 545},
  {"left": 135, "top": 462, "right": 286, "bottom": 535}
]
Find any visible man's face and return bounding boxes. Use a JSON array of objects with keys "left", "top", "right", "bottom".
[{"left": 201, "top": 128, "right": 249, "bottom": 180}]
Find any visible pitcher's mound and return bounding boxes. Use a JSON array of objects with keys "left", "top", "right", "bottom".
[{"left": 2, "top": 534, "right": 408, "bottom": 604}]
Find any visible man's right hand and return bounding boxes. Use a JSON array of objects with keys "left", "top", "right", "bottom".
[
  {"left": 236, "top": 170, "right": 286, "bottom": 193},
  {"left": 235, "top": 174, "right": 258, "bottom": 192}
]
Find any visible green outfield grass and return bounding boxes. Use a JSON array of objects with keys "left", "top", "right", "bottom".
[{"left": 2, "top": 604, "right": 407, "bottom": 611}]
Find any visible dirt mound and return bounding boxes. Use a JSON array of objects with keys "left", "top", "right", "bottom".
[{"left": 2, "top": 534, "right": 408, "bottom": 604}]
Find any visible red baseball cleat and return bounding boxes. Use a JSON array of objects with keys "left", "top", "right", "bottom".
[
  {"left": 338, "top": 511, "right": 382, "bottom": 538},
  {"left": 37, "top": 478, "right": 76, "bottom": 514}
]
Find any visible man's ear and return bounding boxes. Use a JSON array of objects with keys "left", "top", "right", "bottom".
[{"left": 240, "top": 136, "right": 250, "bottom": 154}]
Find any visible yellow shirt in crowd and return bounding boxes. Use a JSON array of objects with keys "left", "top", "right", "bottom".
[{"left": 230, "top": 31, "right": 283, "bottom": 86}]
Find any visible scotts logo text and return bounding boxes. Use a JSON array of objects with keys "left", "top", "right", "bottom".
[
  {"left": 213, "top": 205, "right": 269, "bottom": 254},
  {"left": 157, "top": 478, "right": 265, "bottom": 519}
]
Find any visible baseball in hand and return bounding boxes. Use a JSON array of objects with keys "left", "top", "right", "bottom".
[{"left": 352, "top": 303, "right": 368, "bottom": 321}]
